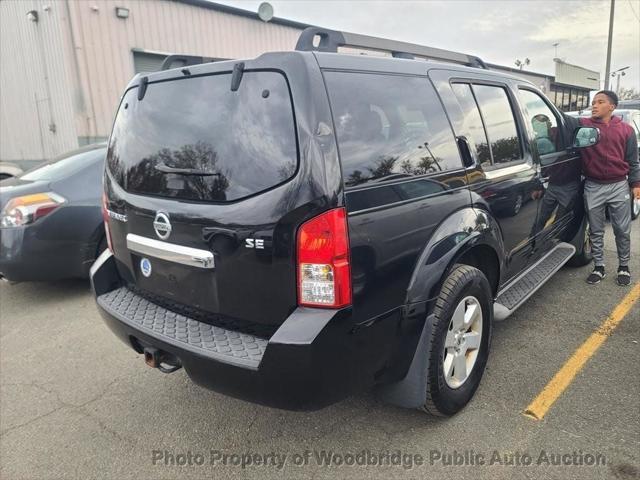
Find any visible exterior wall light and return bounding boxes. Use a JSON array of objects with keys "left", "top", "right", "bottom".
[
  {"left": 115, "top": 7, "right": 130, "bottom": 19},
  {"left": 26, "top": 10, "right": 39, "bottom": 22}
]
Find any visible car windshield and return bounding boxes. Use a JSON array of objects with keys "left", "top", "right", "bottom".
[{"left": 21, "top": 147, "right": 106, "bottom": 182}]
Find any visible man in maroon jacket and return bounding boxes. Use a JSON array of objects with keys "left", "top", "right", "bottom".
[{"left": 580, "top": 90, "right": 640, "bottom": 286}]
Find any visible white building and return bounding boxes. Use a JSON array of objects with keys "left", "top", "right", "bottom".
[
  {"left": 0, "top": 0, "right": 600, "bottom": 167},
  {"left": 1, "top": 0, "right": 306, "bottom": 166}
]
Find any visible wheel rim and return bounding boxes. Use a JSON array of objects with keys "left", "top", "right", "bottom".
[
  {"left": 513, "top": 195, "right": 522, "bottom": 214},
  {"left": 443, "top": 296, "right": 483, "bottom": 389}
]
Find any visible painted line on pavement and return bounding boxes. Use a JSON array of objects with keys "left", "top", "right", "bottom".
[{"left": 523, "top": 281, "right": 640, "bottom": 420}]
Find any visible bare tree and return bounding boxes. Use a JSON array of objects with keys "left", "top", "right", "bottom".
[{"left": 618, "top": 87, "right": 639, "bottom": 100}]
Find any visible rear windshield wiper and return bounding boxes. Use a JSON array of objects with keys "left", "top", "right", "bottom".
[{"left": 154, "top": 162, "right": 221, "bottom": 176}]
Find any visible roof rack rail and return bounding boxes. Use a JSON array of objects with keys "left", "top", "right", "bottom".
[
  {"left": 295, "top": 27, "right": 487, "bottom": 69},
  {"left": 160, "top": 54, "right": 224, "bottom": 71}
]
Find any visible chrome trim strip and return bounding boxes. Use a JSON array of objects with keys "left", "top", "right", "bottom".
[
  {"left": 483, "top": 163, "right": 531, "bottom": 180},
  {"left": 126, "top": 234, "right": 215, "bottom": 269}
]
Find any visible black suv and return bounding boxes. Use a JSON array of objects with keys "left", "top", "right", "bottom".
[{"left": 91, "top": 28, "right": 595, "bottom": 416}]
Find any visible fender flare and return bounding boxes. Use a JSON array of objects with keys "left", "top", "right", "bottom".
[
  {"left": 405, "top": 207, "right": 505, "bottom": 306},
  {"left": 377, "top": 207, "right": 505, "bottom": 409}
]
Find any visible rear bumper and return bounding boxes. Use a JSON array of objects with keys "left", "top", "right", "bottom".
[
  {"left": 91, "top": 250, "right": 415, "bottom": 410},
  {"left": 0, "top": 224, "right": 97, "bottom": 282}
]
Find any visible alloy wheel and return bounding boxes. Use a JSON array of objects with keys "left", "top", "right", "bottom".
[{"left": 443, "top": 296, "right": 483, "bottom": 389}]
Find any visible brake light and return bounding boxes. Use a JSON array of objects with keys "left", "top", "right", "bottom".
[
  {"left": 297, "top": 207, "right": 351, "bottom": 308},
  {"left": 0, "top": 192, "right": 65, "bottom": 227},
  {"left": 101, "top": 192, "right": 113, "bottom": 252}
]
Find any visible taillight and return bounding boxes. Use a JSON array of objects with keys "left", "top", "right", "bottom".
[
  {"left": 0, "top": 192, "right": 65, "bottom": 227},
  {"left": 101, "top": 192, "right": 113, "bottom": 252},
  {"left": 297, "top": 207, "right": 352, "bottom": 308}
]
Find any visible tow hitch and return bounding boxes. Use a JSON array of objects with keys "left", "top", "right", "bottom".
[{"left": 143, "top": 347, "right": 182, "bottom": 373}]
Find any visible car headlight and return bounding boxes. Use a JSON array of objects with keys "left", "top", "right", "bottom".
[{"left": 0, "top": 192, "right": 66, "bottom": 227}]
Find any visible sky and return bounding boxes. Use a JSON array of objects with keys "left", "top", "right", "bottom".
[{"left": 216, "top": 0, "right": 640, "bottom": 92}]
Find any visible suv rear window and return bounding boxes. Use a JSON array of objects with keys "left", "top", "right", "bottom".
[{"left": 107, "top": 71, "right": 297, "bottom": 202}]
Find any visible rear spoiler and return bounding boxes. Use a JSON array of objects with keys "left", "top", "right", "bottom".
[{"left": 160, "top": 54, "right": 227, "bottom": 71}]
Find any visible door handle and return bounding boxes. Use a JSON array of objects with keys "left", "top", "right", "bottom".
[{"left": 456, "top": 136, "right": 475, "bottom": 169}]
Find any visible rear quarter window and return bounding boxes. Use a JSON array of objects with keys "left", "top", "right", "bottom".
[{"left": 323, "top": 72, "right": 462, "bottom": 188}]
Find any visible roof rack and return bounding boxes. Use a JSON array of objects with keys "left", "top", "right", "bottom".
[
  {"left": 160, "top": 54, "right": 225, "bottom": 71},
  {"left": 295, "top": 27, "right": 487, "bottom": 69}
]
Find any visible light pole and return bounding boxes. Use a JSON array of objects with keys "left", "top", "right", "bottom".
[
  {"left": 611, "top": 66, "right": 629, "bottom": 95},
  {"left": 604, "top": 0, "right": 615, "bottom": 90}
]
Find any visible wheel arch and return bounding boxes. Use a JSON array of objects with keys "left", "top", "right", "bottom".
[
  {"left": 405, "top": 207, "right": 505, "bottom": 307},
  {"left": 378, "top": 207, "right": 504, "bottom": 409}
]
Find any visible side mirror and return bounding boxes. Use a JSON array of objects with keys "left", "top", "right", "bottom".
[{"left": 572, "top": 126, "right": 600, "bottom": 148}]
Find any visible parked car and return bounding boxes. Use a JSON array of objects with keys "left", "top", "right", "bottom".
[
  {"left": 0, "top": 162, "right": 23, "bottom": 181},
  {"left": 91, "top": 28, "right": 595, "bottom": 416},
  {"left": 618, "top": 99, "right": 640, "bottom": 110},
  {"left": 0, "top": 144, "right": 107, "bottom": 282},
  {"left": 567, "top": 108, "right": 640, "bottom": 220}
]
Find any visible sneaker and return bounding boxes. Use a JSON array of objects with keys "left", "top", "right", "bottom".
[
  {"left": 616, "top": 267, "right": 631, "bottom": 286},
  {"left": 587, "top": 266, "right": 606, "bottom": 284}
]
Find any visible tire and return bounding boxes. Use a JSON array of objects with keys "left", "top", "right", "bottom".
[
  {"left": 508, "top": 193, "right": 523, "bottom": 217},
  {"left": 421, "top": 264, "right": 493, "bottom": 416},
  {"left": 567, "top": 220, "right": 593, "bottom": 267}
]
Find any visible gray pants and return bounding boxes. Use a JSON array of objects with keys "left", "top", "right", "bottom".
[{"left": 584, "top": 180, "right": 632, "bottom": 267}]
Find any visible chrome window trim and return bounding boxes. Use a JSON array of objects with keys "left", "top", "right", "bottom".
[
  {"left": 483, "top": 162, "right": 531, "bottom": 180},
  {"left": 126, "top": 234, "right": 215, "bottom": 269}
]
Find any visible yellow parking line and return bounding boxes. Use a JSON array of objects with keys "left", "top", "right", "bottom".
[{"left": 523, "top": 282, "right": 640, "bottom": 421}]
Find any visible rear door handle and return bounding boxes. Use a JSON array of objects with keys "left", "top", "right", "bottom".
[{"left": 456, "top": 136, "right": 475, "bottom": 169}]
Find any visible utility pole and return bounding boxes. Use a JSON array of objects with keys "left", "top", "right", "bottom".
[{"left": 604, "top": 0, "right": 615, "bottom": 90}]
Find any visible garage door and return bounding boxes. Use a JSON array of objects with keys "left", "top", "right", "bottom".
[{"left": 132, "top": 51, "right": 167, "bottom": 73}]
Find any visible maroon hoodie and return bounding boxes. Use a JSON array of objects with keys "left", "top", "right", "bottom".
[{"left": 579, "top": 115, "right": 640, "bottom": 187}]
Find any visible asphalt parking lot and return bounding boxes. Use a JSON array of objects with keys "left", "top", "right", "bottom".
[{"left": 1, "top": 221, "right": 639, "bottom": 480}]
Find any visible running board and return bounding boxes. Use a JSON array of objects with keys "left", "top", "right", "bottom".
[{"left": 494, "top": 243, "right": 576, "bottom": 321}]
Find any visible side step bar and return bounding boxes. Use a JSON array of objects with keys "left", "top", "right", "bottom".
[{"left": 494, "top": 243, "right": 576, "bottom": 321}]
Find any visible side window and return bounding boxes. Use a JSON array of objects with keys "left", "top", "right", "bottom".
[
  {"left": 324, "top": 72, "right": 463, "bottom": 187},
  {"left": 472, "top": 85, "right": 522, "bottom": 165},
  {"left": 451, "top": 83, "right": 491, "bottom": 167},
  {"left": 518, "top": 89, "right": 561, "bottom": 155}
]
